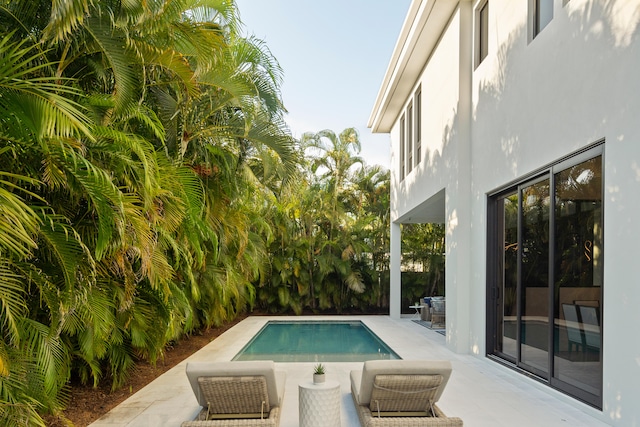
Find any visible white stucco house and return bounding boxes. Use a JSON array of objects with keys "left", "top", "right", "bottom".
[{"left": 369, "top": 0, "right": 639, "bottom": 424}]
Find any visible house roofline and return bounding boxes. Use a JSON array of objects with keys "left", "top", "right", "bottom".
[{"left": 368, "top": 0, "right": 459, "bottom": 133}]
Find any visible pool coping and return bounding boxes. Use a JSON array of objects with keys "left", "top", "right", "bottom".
[{"left": 232, "top": 318, "right": 400, "bottom": 362}]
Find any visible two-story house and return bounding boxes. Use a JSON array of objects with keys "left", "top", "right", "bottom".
[{"left": 369, "top": 0, "right": 640, "bottom": 424}]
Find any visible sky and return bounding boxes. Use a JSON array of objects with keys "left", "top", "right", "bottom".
[{"left": 234, "top": 0, "right": 412, "bottom": 168}]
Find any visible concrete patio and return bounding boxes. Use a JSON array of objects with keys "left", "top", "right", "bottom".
[{"left": 89, "top": 315, "right": 609, "bottom": 427}]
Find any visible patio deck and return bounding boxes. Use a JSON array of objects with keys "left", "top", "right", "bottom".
[{"left": 89, "top": 315, "right": 609, "bottom": 427}]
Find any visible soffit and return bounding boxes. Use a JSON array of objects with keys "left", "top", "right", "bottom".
[{"left": 397, "top": 188, "right": 446, "bottom": 224}]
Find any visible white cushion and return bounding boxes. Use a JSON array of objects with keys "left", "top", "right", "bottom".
[
  {"left": 185, "top": 361, "right": 285, "bottom": 408},
  {"left": 350, "top": 359, "right": 452, "bottom": 406}
]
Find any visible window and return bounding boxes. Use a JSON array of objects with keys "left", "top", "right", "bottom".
[
  {"left": 476, "top": 0, "right": 489, "bottom": 66},
  {"left": 407, "top": 102, "right": 413, "bottom": 174},
  {"left": 488, "top": 144, "right": 603, "bottom": 408},
  {"left": 414, "top": 87, "right": 422, "bottom": 166},
  {"left": 400, "top": 114, "right": 405, "bottom": 180},
  {"left": 400, "top": 89, "right": 421, "bottom": 177},
  {"left": 533, "top": 0, "right": 553, "bottom": 37}
]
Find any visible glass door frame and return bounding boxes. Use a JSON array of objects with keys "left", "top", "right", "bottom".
[
  {"left": 518, "top": 173, "right": 552, "bottom": 380},
  {"left": 486, "top": 142, "right": 604, "bottom": 409},
  {"left": 488, "top": 173, "right": 551, "bottom": 377}
]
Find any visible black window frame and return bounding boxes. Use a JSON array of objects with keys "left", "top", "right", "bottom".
[
  {"left": 407, "top": 102, "right": 413, "bottom": 174},
  {"left": 400, "top": 114, "right": 406, "bottom": 180},
  {"left": 532, "top": 0, "right": 554, "bottom": 38},
  {"left": 486, "top": 141, "right": 604, "bottom": 409},
  {"left": 476, "top": 0, "right": 489, "bottom": 67},
  {"left": 414, "top": 87, "right": 422, "bottom": 167}
]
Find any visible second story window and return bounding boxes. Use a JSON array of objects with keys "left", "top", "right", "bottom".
[
  {"left": 533, "top": 0, "right": 553, "bottom": 37},
  {"left": 477, "top": 0, "right": 489, "bottom": 66},
  {"left": 407, "top": 102, "right": 413, "bottom": 174},
  {"left": 414, "top": 87, "right": 421, "bottom": 166},
  {"left": 400, "top": 114, "right": 406, "bottom": 180}
]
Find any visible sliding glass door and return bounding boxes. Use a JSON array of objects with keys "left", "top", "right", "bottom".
[
  {"left": 520, "top": 178, "right": 550, "bottom": 377},
  {"left": 488, "top": 146, "right": 603, "bottom": 408},
  {"left": 552, "top": 155, "right": 602, "bottom": 402},
  {"left": 494, "top": 192, "right": 518, "bottom": 361}
]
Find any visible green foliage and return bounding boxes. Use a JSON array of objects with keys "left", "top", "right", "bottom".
[
  {"left": 258, "top": 128, "right": 387, "bottom": 314},
  {"left": 0, "top": 1, "right": 444, "bottom": 423},
  {"left": 401, "top": 223, "right": 446, "bottom": 297},
  {"left": 0, "top": 0, "right": 295, "bottom": 422},
  {"left": 258, "top": 128, "right": 445, "bottom": 316}
]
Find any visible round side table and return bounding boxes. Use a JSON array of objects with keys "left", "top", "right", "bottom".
[{"left": 298, "top": 380, "right": 341, "bottom": 427}]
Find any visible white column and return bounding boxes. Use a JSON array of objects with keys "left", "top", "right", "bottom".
[
  {"left": 389, "top": 222, "right": 402, "bottom": 319},
  {"left": 446, "top": 0, "right": 473, "bottom": 353}
]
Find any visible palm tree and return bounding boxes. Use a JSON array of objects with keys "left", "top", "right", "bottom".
[
  {"left": 1, "top": 0, "right": 297, "bottom": 422},
  {"left": 302, "top": 128, "right": 362, "bottom": 200},
  {"left": 301, "top": 127, "right": 363, "bottom": 240},
  {"left": 295, "top": 128, "right": 369, "bottom": 310},
  {"left": 352, "top": 165, "right": 391, "bottom": 308},
  {"left": 0, "top": 30, "right": 98, "bottom": 424}
]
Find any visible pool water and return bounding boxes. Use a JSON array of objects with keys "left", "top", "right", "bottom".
[{"left": 233, "top": 321, "right": 400, "bottom": 362}]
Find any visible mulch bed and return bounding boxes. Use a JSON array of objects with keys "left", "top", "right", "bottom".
[{"left": 42, "top": 315, "right": 247, "bottom": 427}]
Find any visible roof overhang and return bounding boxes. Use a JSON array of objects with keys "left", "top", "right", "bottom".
[
  {"left": 397, "top": 188, "right": 446, "bottom": 224},
  {"left": 368, "top": 0, "right": 459, "bottom": 133}
]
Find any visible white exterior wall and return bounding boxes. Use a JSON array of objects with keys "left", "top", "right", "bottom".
[
  {"left": 391, "top": 7, "right": 474, "bottom": 353},
  {"left": 389, "top": 7, "right": 462, "bottom": 326},
  {"left": 468, "top": 0, "right": 640, "bottom": 423},
  {"left": 391, "top": 12, "right": 460, "bottom": 215},
  {"left": 378, "top": 0, "right": 640, "bottom": 424}
]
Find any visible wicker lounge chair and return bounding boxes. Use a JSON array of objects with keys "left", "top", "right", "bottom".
[
  {"left": 350, "top": 360, "right": 463, "bottom": 426},
  {"left": 430, "top": 298, "right": 446, "bottom": 329},
  {"left": 182, "top": 361, "right": 286, "bottom": 427}
]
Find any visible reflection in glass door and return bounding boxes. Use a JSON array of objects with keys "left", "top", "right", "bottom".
[
  {"left": 489, "top": 148, "right": 603, "bottom": 408},
  {"left": 495, "top": 193, "right": 518, "bottom": 361},
  {"left": 553, "top": 156, "right": 602, "bottom": 404},
  {"left": 520, "top": 179, "right": 550, "bottom": 377}
]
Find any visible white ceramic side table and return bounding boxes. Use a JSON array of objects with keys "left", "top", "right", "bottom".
[
  {"left": 298, "top": 380, "right": 341, "bottom": 427},
  {"left": 409, "top": 304, "right": 424, "bottom": 319}
]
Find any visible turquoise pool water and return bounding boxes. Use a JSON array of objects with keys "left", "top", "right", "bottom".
[{"left": 233, "top": 321, "right": 401, "bottom": 362}]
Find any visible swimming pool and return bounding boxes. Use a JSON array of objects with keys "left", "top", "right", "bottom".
[{"left": 233, "top": 320, "right": 401, "bottom": 362}]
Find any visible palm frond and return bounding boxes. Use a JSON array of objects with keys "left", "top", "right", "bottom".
[
  {"left": 83, "top": 16, "right": 142, "bottom": 113},
  {"left": 0, "top": 397, "right": 46, "bottom": 427},
  {"left": 36, "top": 211, "right": 94, "bottom": 293},
  {"left": 345, "top": 271, "right": 366, "bottom": 294},
  {"left": 0, "top": 35, "right": 93, "bottom": 141},
  {"left": 18, "top": 318, "right": 69, "bottom": 396},
  {"left": 89, "top": 125, "right": 161, "bottom": 210},
  {"left": 56, "top": 147, "right": 124, "bottom": 260},
  {"left": 0, "top": 173, "right": 42, "bottom": 258},
  {"left": 43, "top": 0, "right": 91, "bottom": 43},
  {"left": 134, "top": 43, "right": 199, "bottom": 96},
  {"left": 0, "top": 260, "right": 26, "bottom": 347}
]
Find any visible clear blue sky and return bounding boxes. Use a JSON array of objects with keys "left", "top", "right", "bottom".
[{"left": 234, "top": 0, "right": 411, "bottom": 168}]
